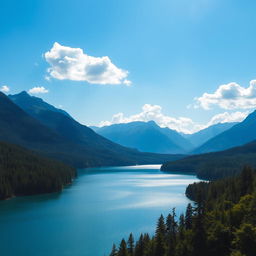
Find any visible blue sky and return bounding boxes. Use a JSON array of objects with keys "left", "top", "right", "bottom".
[{"left": 1, "top": 0, "right": 256, "bottom": 133}]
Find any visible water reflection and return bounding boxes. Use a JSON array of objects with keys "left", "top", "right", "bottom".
[{"left": 0, "top": 165, "right": 199, "bottom": 256}]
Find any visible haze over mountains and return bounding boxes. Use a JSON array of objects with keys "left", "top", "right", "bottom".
[
  {"left": 193, "top": 110, "right": 256, "bottom": 154},
  {"left": 2, "top": 90, "right": 256, "bottom": 172},
  {"left": 91, "top": 119, "right": 244, "bottom": 154},
  {"left": 91, "top": 121, "right": 193, "bottom": 154},
  {"left": 182, "top": 122, "right": 237, "bottom": 148},
  {"left": 5, "top": 91, "right": 182, "bottom": 167}
]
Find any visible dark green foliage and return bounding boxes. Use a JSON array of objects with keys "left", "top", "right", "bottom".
[
  {"left": 161, "top": 140, "right": 256, "bottom": 180},
  {"left": 110, "top": 244, "right": 118, "bottom": 256},
  {"left": 185, "top": 203, "right": 193, "bottom": 230},
  {"left": 0, "top": 141, "right": 76, "bottom": 199},
  {"left": 118, "top": 239, "right": 129, "bottom": 256},
  {"left": 127, "top": 233, "right": 135, "bottom": 256},
  {"left": 111, "top": 167, "right": 256, "bottom": 256}
]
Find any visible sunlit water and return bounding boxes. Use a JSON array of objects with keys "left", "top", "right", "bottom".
[{"left": 0, "top": 165, "right": 198, "bottom": 256}]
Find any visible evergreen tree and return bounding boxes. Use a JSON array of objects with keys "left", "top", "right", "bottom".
[
  {"left": 233, "top": 223, "right": 256, "bottom": 256},
  {"left": 127, "top": 233, "right": 134, "bottom": 256},
  {"left": 118, "top": 239, "right": 129, "bottom": 256},
  {"left": 110, "top": 167, "right": 256, "bottom": 256},
  {"left": 185, "top": 203, "right": 193, "bottom": 230},
  {"left": 110, "top": 244, "right": 118, "bottom": 256},
  {"left": 154, "top": 215, "right": 166, "bottom": 256}
]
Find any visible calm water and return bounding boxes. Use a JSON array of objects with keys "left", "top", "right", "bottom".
[{"left": 0, "top": 165, "right": 198, "bottom": 256}]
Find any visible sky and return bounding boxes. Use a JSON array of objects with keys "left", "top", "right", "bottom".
[{"left": 1, "top": 0, "right": 256, "bottom": 133}]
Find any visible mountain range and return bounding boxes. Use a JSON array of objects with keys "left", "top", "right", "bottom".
[
  {"left": 3, "top": 91, "right": 182, "bottom": 167},
  {"left": 193, "top": 110, "right": 256, "bottom": 154},
  {"left": 91, "top": 120, "right": 241, "bottom": 154},
  {"left": 182, "top": 122, "right": 237, "bottom": 148},
  {"left": 91, "top": 121, "right": 193, "bottom": 154}
]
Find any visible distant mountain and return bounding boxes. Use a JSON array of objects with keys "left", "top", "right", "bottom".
[
  {"left": 161, "top": 140, "right": 256, "bottom": 180},
  {"left": 8, "top": 92, "right": 183, "bottom": 167},
  {"left": 193, "top": 110, "right": 256, "bottom": 154},
  {"left": 182, "top": 122, "right": 238, "bottom": 148},
  {"left": 91, "top": 121, "right": 194, "bottom": 154}
]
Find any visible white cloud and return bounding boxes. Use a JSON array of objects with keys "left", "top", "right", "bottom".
[
  {"left": 206, "top": 111, "right": 249, "bottom": 126},
  {"left": 0, "top": 85, "right": 10, "bottom": 93},
  {"left": 98, "top": 104, "right": 248, "bottom": 134},
  {"left": 28, "top": 86, "right": 49, "bottom": 94},
  {"left": 195, "top": 80, "right": 256, "bottom": 110},
  {"left": 44, "top": 42, "right": 131, "bottom": 85}
]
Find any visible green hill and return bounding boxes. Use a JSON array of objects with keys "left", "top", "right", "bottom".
[
  {"left": 161, "top": 140, "right": 256, "bottom": 180},
  {"left": 0, "top": 141, "right": 76, "bottom": 200}
]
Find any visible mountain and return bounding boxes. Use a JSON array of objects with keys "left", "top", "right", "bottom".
[
  {"left": 193, "top": 110, "right": 256, "bottom": 154},
  {"left": 7, "top": 91, "right": 183, "bottom": 166},
  {"left": 91, "top": 121, "right": 193, "bottom": 154},
  {"left": 161, "top": 140, "right": 256, "bottom": 180},
  {"left": 0, "top": 141, "right": 76, "bottom": 200},
  {"left": 182, "top": 122, "right": 238, "bottom": 148},
  {"left": 9, "top": 91, "right": 71, "bottom": 117}
]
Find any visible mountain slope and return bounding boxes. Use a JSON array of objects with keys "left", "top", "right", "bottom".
[
  {"left": 183, "top": 122, "right": 238, "bottom": 148},
  {"left": 8, "top": 92, "right": 183, "bottom": 166},
  {"left": 192, "top": 110, "right": 255, "bottom": 154},
  {"left": 91, "top": 121, "right": 193, "bottom": 154},
  {"left": 161, "top": 140, "right": 256, "bottom": 180}
]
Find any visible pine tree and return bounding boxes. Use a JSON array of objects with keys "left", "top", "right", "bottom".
[
  {"left": 119, "top": 239, "right": 129, "bottom": 256},
  {"left": 154, "top": 215, "right": 166, "bottom": 256},
  {"left": 110, "top": 244, "right": 118, "bottom": 256},
  {"left": 185, "top": 203, "right": 193, "bottom": 230},
  {"left": 127, "top": 233, "right": 134, "bottom": 256}
]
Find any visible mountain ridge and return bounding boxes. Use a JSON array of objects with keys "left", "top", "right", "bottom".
[
  {"left": 91, "top": 121, "right": 194, "bottom": 154},
  {"left": 192, "top": 110, "right": 256, "bottom": 154},
  {"left": 7, "top": 91, "right": 183, "bottom": 167}
]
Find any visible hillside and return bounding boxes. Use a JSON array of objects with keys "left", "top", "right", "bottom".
[
  {"left": 91, "top": 121, "right": 193, "bottom": 154},
  {"left": 193, "top": 110, "right": 256, "bottom": 154},
  {"left": 161, "top": 140, "right": 256, "bottom": 180},
  {"left": 183, "top": 122, "right": 237, "bottom": 148},
  {"left": 6, "top": 92, "right": 183, "bottom": 167},
  {"left": 0, "top": 141, "right": 76, "bottom": 200}
]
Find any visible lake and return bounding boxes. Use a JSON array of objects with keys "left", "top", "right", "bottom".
[{"left": 0, "top": 165, "right": 198, "bottom": 256}]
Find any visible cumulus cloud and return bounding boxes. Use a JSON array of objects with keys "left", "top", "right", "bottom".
[
  {"left": 0, "top": 85, "right": 10, "bottom": 93},
  {"left": 44, "top": 42, "right": 131, "bottom": 85},
  {"left": 98, "top": 104, "right": 248, "bottom": 134},
  {"left": 28, "top": 86, "right": 49, "bottom": 94},
  {"left": 195, "top": 80, "right": 256, "bottom": 110},
  {"left": 206, "top": 111, "right": 249, "bottom": 126}
]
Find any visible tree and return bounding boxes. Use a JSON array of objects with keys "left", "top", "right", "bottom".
[
  {"left": 233, "top": 223, "right": 256, "bottom": 256},
  {"left": 154, "top": 215, "right": 166, "bottom": 256},
  {"left": 127, "top": 233, "right": 134, "bottom": 256},
  {"left": 110, "top": 244, "right": 118, "bottom": 256},
  {"left": 118, "top": 239, "right": 129, "bottom": 256},
  {"left": 185, "top": 203, "right": 193, "bottom": 230}
]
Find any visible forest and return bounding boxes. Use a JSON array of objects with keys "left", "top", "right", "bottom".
[
  {"left": 0, "top": 141, "right": 76, "bottom": 199},
  {"left": 161, "top": 140, "right": 256, "bottom": 180},
  {"left": 110, "top": 166, "right": 256, "bottom": 256}
]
